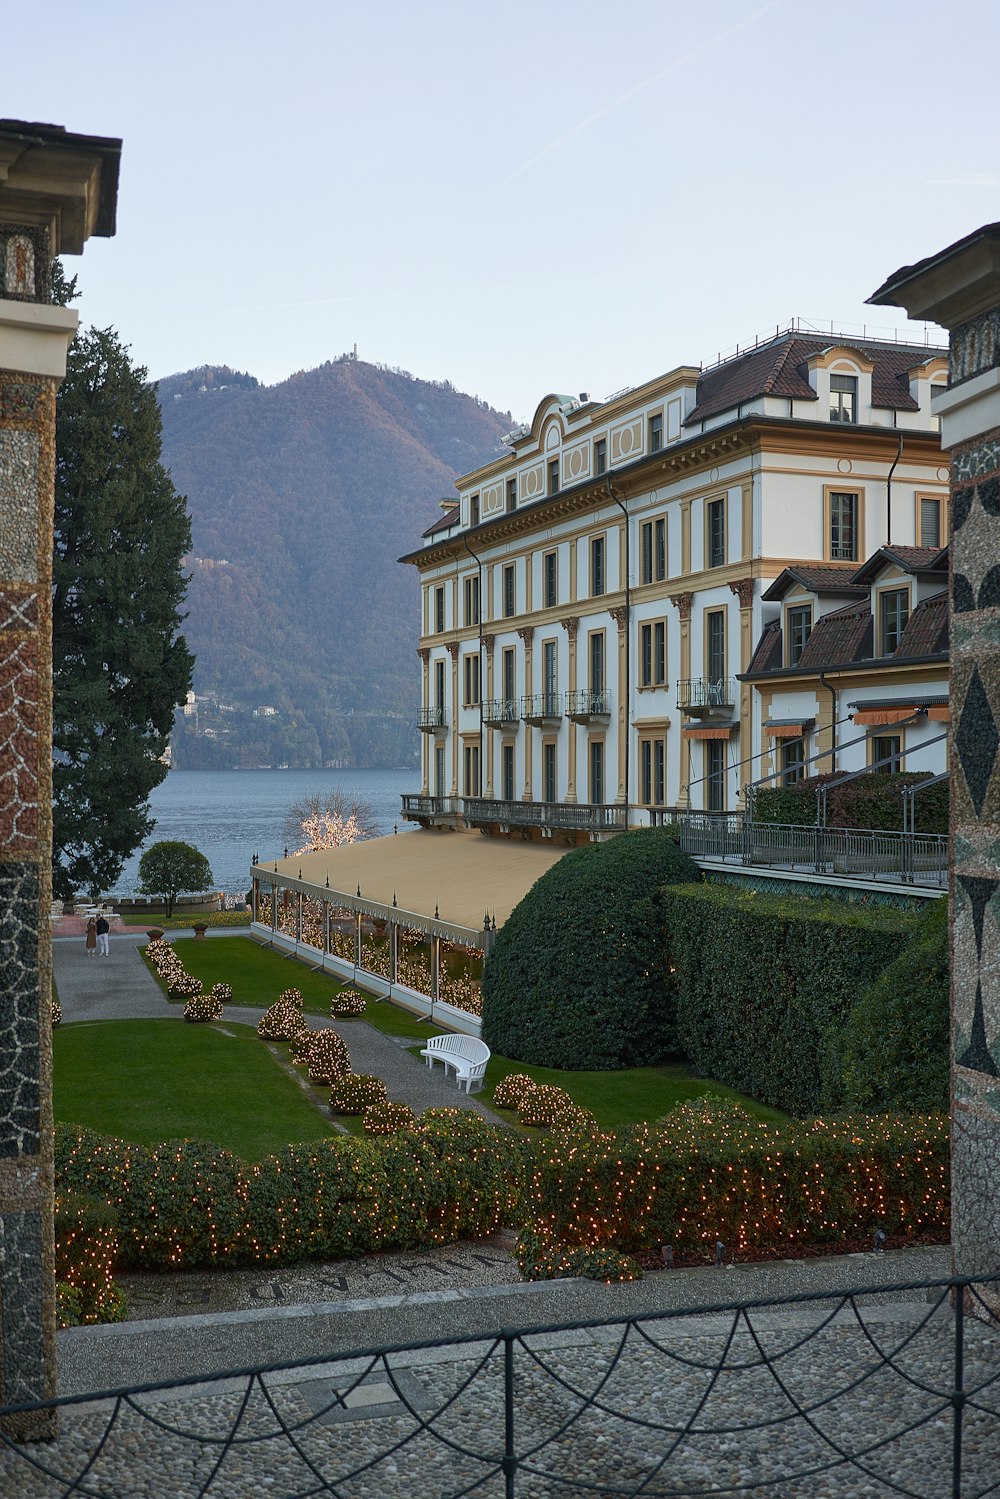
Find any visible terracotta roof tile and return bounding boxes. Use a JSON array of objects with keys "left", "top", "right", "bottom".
[
  {"left": 745, "top": 620, "right": 782, "bottom": 675},
  {"left": 422, "top": 505, "right": 460, "bottom": 538},
  {"left": 762, "top": 564, "right": 869, "bottom": 601},
  {"left": 797, "top": 599, "right": 873, "bottom": 670},
  {"left": 895, "top": 590, "right": 949, "bottom": 658},
  {"left": 850, "top": 544, "right": 948, "bottom": 584}
]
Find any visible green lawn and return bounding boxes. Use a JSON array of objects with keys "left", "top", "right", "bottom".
[
  {"left": 146, "top": 935, "right": 442, "bottom": 1040},
  {"left": 53, "top": 1019, "right": 335, "bottom": 1161},
  {"left": 119, "top": 910, "right": 251, "bottom": 929},
  {"left": 475, "top": 1054, "right": 788, "bottom": 1130}
]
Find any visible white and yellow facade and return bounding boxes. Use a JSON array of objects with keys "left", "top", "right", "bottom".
[{"left": 401, "top": 330, "right": 950, "bottom": 835}]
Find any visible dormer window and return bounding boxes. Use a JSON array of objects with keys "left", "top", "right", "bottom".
[
  {"left": 595, "top": 438, "right": 607, "bottom": 476},
  {"left": 880, "top": 588, "right": 910, "bottom": 655},
  {"left": 548, "top": 459, "right": 560, "bottom": 495},
  {"left": 470, "top": 493, "right": 480, "bottom": 525},
  {"left": 830, "top": 373, "right": 857, "bottom": 423},
  {"left": 786, "top": 605, "right": 813, "bottom": 666},
  {"left": 506, "top": 477, "right": 517, "bottom": 513}
]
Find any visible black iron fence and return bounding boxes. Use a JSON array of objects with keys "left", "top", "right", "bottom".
[
  {"left": 677, "top": 813, "right": 948, "bottom": 887},
  {"left": 3, "top": 1273, "right": 998, "bottom": 1497}
]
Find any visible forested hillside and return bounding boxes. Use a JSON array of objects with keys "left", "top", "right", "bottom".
[{"left": 157, "top": 358, "right": 512, "bottom": 768}]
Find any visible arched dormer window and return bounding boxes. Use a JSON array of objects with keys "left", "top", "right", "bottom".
[{"left": 805, "top": 347, "right": 875, "bottom": 427}]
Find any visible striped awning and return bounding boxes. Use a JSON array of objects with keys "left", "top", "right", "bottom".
[
  {"left": 853, "top": 705, "right": 949, "bottom": 726},
  {"left": 764, "top": 718, "right": 814, "bottom": 739},
  {"left": 682, "top": 725, "right": 735, "bottom": 740}
]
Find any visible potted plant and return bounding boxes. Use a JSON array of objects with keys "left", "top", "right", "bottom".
[{"left": 146, "top": 926, "right": 165, "bottom": 941}]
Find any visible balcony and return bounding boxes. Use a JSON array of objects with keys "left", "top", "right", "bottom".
[
  {"left": 565, "top": 687, "right": 611, "bottom": 724},
  {"left": 462, "top": 797, "right": 626, "bottom": 837},
  {"left": 482, "top": 697, "right": 520, "bottom": 729},
  {"left": 676, "top": 677, "right": 737, "bottom": 720},
  {"left": 417, "top": 706, "right": 447, "bottom": 734},
  {"left": 401, "top": 793, "right": 461, "bottom": 825},
  {"left": 521, "top": 692, "right": 563, "bottom": 727}
]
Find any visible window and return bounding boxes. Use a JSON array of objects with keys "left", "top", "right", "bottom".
[
  {"left": 786, "top": 605, "right": 812, "bottom": 666},
  {"left": 830, "top": 373, "right": 857, "bottom": 423},
  {"left": 918, "top": 495, "right": 943, "bottom": 549},
  {"left": 589, "top": 632, "right": 606, "bottom": 695},
  {"left": 880, "top": 588, "right": 910, "bottom": 655},
  {"left": 502, "top": 647, "right": 516, "bottom": 715},
  {"left": 590, "top": 534, "right": 606, "bottom": 597},
  {"left": 542, "top": 639, "right": 558, "bottom": 714},
  {"left": 781, "top": 739, "right": 805, "bottom": 786},
  {"left": 649, "top": 412, "right": 663, "bottom": 452},
  {"left": 501, "top": 742, "right": 515, "bottom": 802},
  {"left": 543, "top": 550, "right": 558, "bottom": 608},
  {"left": 463, "top": 742, "right": 481, "bottom": 796},
  {"left": 706, "top": 740, "right": 726, "bottom": 812},
  {"left": 548, "top": 459, "right": 560, "bottom": 495},
  {"left": 871, "top": 734, "right": 902, "bottom": 773},
  {"left": 707, "top": 497, "right": 726, "bottom": 568},
  {"left": 463, "top": 575, "right": 480, "bottom": 627},
  {"left": 640, "top": 737, "right": 666, "bottom": 805},
  {"left": 470, "top": 493, "right": 480, "bottom": 525},
  {"left": 543, "top": 741, "right": 557, "bottom": 803},
  {"left": 434, "top": 586, "right": 445, "bottom": 633},
  {"left": 589, "top": 739, "right": 605, "bottom": 804},
  {"left": 640, "top": 518, "right": 666, "bottom": 584},
  {"left": 706, "top": 609, "right": 727, "bottom": 686},
  {"left": 639, "top": 620, "right": 666, "bottom": 686},
  {"left": 463, "top": 651, "right": 481, "bottom": 706},
  {"left": 595, "top": 438, "right": 607, "bottom": 476},
  {"left": 506, "top": 477, "right": 517, "bottom": 514},
  {"left": 502, "top": 563, "right": 515, "bottom": 618},
  {"left": 434, "top": 659, "right": 445, "bottom": 708},
  {"left": 434, "top": 745, "right": 445, "bottom": 795},
  {"left": 828, "top": 490, "right": 859, "bottom": 561}
]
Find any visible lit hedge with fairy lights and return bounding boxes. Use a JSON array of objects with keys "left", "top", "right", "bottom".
[{"left": 518, "top": 1097, "right": 949, "bottom": 1278}]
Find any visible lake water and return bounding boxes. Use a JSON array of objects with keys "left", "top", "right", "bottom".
[{"left": 115, "top": 768, "right": 415, "bottom": 898}]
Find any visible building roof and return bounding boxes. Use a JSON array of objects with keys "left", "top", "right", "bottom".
[
  {"left": 0, "top": 118, "right": 121, "bottom": 242},
  {"left": 744, "top": 587, "right": 949, "bottom": 681},
  {"left": 746, "top": 619, "right": 782, "bottom": 675},
  {"left": 685, "top": 331, "right": 936, "bottom": 426},
  {"left": 762, "top": 563, "right": 869, "bottom": 602},
  {"left": 421, "top": 505, "right": 460, "bottom": 538},
  {"left": 849, "top": 544, "right": 948, "bottom": 584},
  {"left": 894, "top": 589, "right": 949, "bottom": 657},
  {"left": 797, "top": 599, "right": 873, "bottom": 670}
]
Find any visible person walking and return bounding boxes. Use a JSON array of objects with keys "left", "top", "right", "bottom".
[
  {"left": 95, "top": 913, "right": 110, "bottom": 957},
  {"left": 85, "top": 917, "right": 97, "bottom": 956}
]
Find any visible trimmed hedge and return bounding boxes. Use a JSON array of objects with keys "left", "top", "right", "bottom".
[
  {"left": 664, "top": 884, "right": 919, "bottom": 1114},
  {"left": 54, "top": 1114, "right": 527, "bottom": 1270},
  {"left": 519, "top": 1097, "right": 948, "bottom": 1275},
  {"left": 752, "top": 772, "right": 947, "bottom": 834},
  {"left": 481, "top": 829, "right": 697, "bottom": 1069},
  {"left": 832, "top": 899, "right": 949, "bottom": 1112}
]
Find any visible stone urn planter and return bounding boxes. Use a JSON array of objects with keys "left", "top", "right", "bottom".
[
  {"left": 146, "top": 927, "right": 165, "bottom": 942},
  {"left": 192, "top": 922, "right": 208, "bottom": 940}
]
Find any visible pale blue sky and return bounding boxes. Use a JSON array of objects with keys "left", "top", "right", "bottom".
[{"left": 7, "top": 0, "right": 998, "bottom": 420}]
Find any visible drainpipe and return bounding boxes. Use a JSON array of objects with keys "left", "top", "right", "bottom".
[
  {"left": 819, "top": 671, "right": 838, "bottom": 773},
  {"left": 885, "top": 431, "right": 903, "bottom": 547},
  {"left": 463, "top": 535, "right": 485, "bottom": 801},
  {"left": 608, "top": 477, "right": 630, "bottom": 827}
]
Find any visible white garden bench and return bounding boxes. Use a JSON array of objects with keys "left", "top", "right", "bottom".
[{"left": 420, "top": 1033, "right": 491, "bottom": 1094}]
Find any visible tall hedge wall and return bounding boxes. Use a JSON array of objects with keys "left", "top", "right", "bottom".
[
  {"left": 481, "top": 829, "right": 697, "bottom": 1069},
  {"left": 664, "top": 884, "right": 919, "bottom": 1114},
  {"left": 752, "top": 772, "right": 947, "bottom": 834}
]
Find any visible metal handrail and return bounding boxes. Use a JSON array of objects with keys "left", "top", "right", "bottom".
[
  {"left": 677, "top": 677, "right": 737, "bottom": 709},
  {"left": 462, "top": 797, "right": 626, "bottom": 831},
  {"left": 565, "top": 688, "right": 611, "bottom": 716},
  {"left": 677, "top": 813, "right": 947, "bottom": 888},
  {"left": 482, "top": 697, "right": 520, "bottom": 722},
  {"left": 417, "top": 706, "right": 446, "bottom": 728},
  {"left": 520, "top": 692, "right": 563, "bottom": 719}
]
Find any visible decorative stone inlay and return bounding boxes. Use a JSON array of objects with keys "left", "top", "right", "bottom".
[
  {"left": 951, "top": 307, "right": 1000, "bottom": 385},
  {"left": 0, "top": 634, "right": 38, "bottom": 850},
  {"left": 0, "top": 863, "right": 41, "bottom": 1157},
  {"left": 954, "top": 659, "right": 1000, "bottom": 825},
  {"left": 0, "top": 225, "right": 50, "bottom": 304},
  {"left": 0, "top": 430, "right": 40, "bottom": 583},
  {"left": 0, "top": 589, "right": 37, "bottom": 633},
  {"left": 951, "top": 468, "right": 1000, "bottom": 612},
  {"left": 952, "top": 427, "right": 1000, "bottom": 483}
]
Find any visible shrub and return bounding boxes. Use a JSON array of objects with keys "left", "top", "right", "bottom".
[
  {"left": 832, "top": 899, "right": 949, "bottom": 1112},
  {"left": 289, "top": 1029, "right": 317, "bottom": 1064},
  {"left": 184, "top": 991, "right": 222, "bottom": 1022},
  {"left": 307, "top": 1029, "right": 351, "bottom": 1083},
  {"left": 493, "top": 1073, "right": 538, "bottom": 1111},
  {"left": 481, "top": 829, "right": 697, "bottom": 1069},
  {"left": 258, "top": 995, "right": 308, "bottom": 1040},
  {"left": 363, "top": 1100, "right": 415, "bottom": 1136},
  {"left": 329, "top": 1074, "right": 387, "bottom": 1115},
  {"left": 279, "top": 988, "right": 304, "bottom": 1008},
  {"left": 210, "top": 983, "right": 233, "bottom": 1005},
  {"left": 517, "top": 1098, "right": 948, "bottom": 1277},
  {"left": 55, "top": 1193, "right": 128, "bottom": 1324},
  {"left": 665, "top": 884, "right": 918, "bottom": 1114},
  {"left": 752, "top": 772, "right": 948, "bottom": 834},
  {"left": 518, "top": 1084, "right": 577, "bottom": 1129},
  {"left": 331, "top": 987, "right": 367, "bottom": 1017}
]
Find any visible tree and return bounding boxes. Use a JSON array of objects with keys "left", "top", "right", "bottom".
[
  {"left": 52, "top": 320, "right": 194, "bottom": 898},
  {"left": 284, "top": 790, "right": 378, "bottom": 855},
  {"left": 138, "top": 841, "right": 213, "bottom": 917}
]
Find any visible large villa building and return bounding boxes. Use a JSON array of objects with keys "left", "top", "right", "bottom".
[{"left": 401, "top": 325, "right": 950, "bottom": 836}]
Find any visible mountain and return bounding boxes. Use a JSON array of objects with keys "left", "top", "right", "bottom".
[{"left": 156, "top": 358, "right": 512, "bottom": 769}]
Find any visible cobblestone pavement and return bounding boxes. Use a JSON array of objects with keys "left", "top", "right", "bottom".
[{"left": 4, "top": 1263, "right": 996, "bottom": 1498}]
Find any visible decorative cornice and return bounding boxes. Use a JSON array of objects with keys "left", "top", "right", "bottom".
[
  {"left": 728, "top": 577, "right": 755, "bottom": 609},
  {"left": 669, "top": 592, "right": 694, "bottom": 621},
  {"left": 559, "top": 616, "right": 579, "bottom": 641}
]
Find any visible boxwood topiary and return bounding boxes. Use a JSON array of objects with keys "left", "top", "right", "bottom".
[{"left": 481, "top": 828, "right": 697, "bottom": 1069}]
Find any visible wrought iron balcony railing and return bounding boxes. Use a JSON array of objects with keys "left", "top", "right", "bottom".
[
  {"left": 417, "top": 705, "right": 447, "bottom": 731},
  {"left": 565, "top": 687, "right": 611, "bottom": 719},
  {"left": 676, "top": 677, "right": 737, "bottom": 710},
  {"left": 482, "top": 697, "right": 520, "bottom": 725},
  {"left": 520, "top": 692, "right": 563, "bottom": 723},
  {"left": 462, "top": 797, "right": 626, "bottom": 832},
  {"left": 400, "top": 793, "right": 461, "bottom": 821}
]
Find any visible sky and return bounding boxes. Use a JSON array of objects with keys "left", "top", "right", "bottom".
[{"left": 7, "top": 0, "right": 999, "bottom": 422}]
